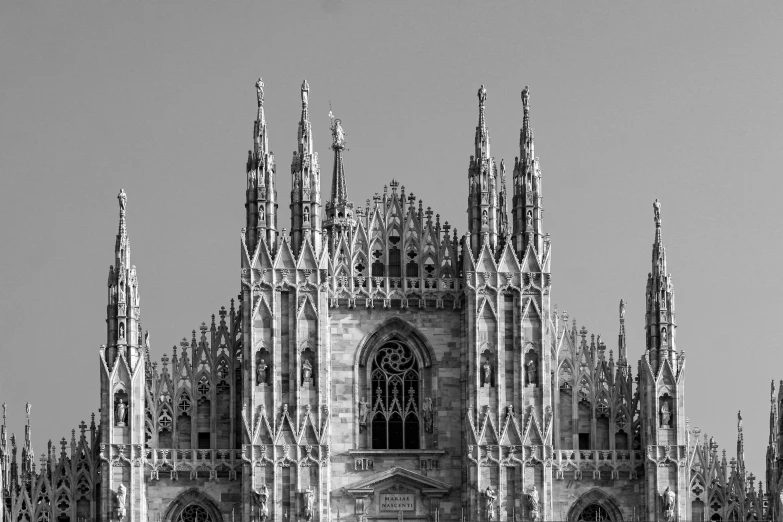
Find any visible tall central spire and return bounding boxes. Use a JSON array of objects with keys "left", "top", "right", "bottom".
[{"left": 324, "top": 110, "right": 354, "bottom": 255}]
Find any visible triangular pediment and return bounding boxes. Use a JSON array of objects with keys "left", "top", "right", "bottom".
[{"left": 345, "top": 466, "right": 453, "bottom": 493}]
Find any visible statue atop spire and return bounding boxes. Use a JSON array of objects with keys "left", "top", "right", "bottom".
[
  {"left": 301, "top": 79, "right": 310, "bottom": 108},
  {"left": 256, "top": 77, "right": 264, "bottom": 107},
  {"left": 478, "top": 84, "right": 487, "bottom": 106},
  {"left": 619, "top": 298, "right": 626, "bottom": 320},
  {"left": 330, "top": 111, "right": 346, "bottom": 150},
  {"left": 653, "top": 198, "right": 661, "bottom": 225},
  {"left": 522, "top": 85, "right": 530, "bottom": 113},
  {"left": 118, "top": 189, "right": 127, "bottom": 215}
]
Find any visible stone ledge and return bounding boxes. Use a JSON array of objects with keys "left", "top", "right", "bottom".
[{"left": 348, "top": 449, "right": 447, "bottom": 458}]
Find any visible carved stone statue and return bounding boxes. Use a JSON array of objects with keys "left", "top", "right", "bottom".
[
  {"left": 654, "top": 198, "right": 661, "bottom": 222},
  {"left": 118, "top": 189, "right": 127, "bottom": 213},
  {"left": 256, "top": 359, "right": 268, "bottom": 385},
  {"left": 303, "top": 487, "right": 315, "bottom": 521},
  {"left": 661, "top": 486, "right": 676, "bottom": 522},
  {"left": 118, "top": 322, "right": 125, "bottom": 340},
  {"left": 478, "top": 84, "right": 487, "bottom": 105},
  {"left": 302, "top": 357, "right": 313, "bottom": 385},
  {"left": 358, "top": 397, "right": 368, "bottom": 431},
  {"left": 527, "top": 485, "right": 540, "bottom": 520},
  {"left": 482, "top": 360, "right": 492, "bottom": 387},
  {"left": 255, "top": 78, "right": 264, "bottom": 107},
  {"left": 522, "top": 86, "right": 530, "bottom": 107},
  {"left": 526, "top": 211, "right": 533, "bottom": 228},
  {"left": 422, "top": 397, "right": 434, "bottom": 433},
  {"left": 484, "top": 486, "right": 497, "bottom": 521},
  {"left": 254, "top": 484, "right": 269, "bottom": 521},
  {"left": 482, "top": 210, "right": 488, "bottom": 226},
  {"left": 115, "top": 398, "right": 127, "bottom": 427},
  {"left": 331, "top": 116, "right": 346, "bottom": 149},
  {"left": 116, "top": 484, "right": 127, "bottom": 521},
  {"left": 660, "top": 400, "right": 671, "bottom": 427},
  {"left": 619, "top": 298, "right": 626, "bottom": 319},
  {"left": 526, "top": 358, "right": 537, "bottom": 386}
]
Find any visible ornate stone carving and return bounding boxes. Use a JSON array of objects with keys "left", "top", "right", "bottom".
[
  {"left": 661, "top": 486, "right": 675, "bottom": 522},
  {"left": 422, "top": 397, "right": 434, "bottom": 433},
  {"left": 484, "top": 486, "right": 497, "bottom": 521},
  {"left": 358, "top": 397, "right": 368, "bottom": 432},
  {"left": 115, "top": 484, "right": 127, "bottom": 521},
  {"left": 115, "top": 398, "right": 126, "bottom": 427},
  {"left": 527, "top": 485, "right": 540, "bottom": 520},
  {"left": 254, "top": 484, "right": 269, "bottom": 521}
]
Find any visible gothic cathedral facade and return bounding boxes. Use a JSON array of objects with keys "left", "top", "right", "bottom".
[{"left": 1, "top": 79, "right": 770, "bottom": 522}]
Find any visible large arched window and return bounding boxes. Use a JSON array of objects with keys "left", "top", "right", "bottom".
[
  {"left": 577, "top": 504, "right": 611, "bottom": 521},
  {"left": 177, "top": 505, "right": 211, "bottom": 522},
  {"left": 370, "top": 341, "right": 420, "bottom": 449}
]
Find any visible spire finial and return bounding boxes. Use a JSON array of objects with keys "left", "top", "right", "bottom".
[
  {"left": 118, "top": 189, "right": 127, "bottom": 216},
  {"left": 255, "top": 78, "right": 264, "bottom": 108},
  {"left": 330, "top": 113, "right": 346, "bottom": 150},
  {"left": 477, "top": 84, "right": 487, "bottom": 126},
  {"left": 301, "top": 80, "right": 309, "bottom": 108},
  {"left": 653, "top": 198, "right": 661, "bottom": 226},
  {"left": 25, "top": 402, "right": 31, "bottom": 421},
  {"left": 619, "top": 299, "right": 626, "bottom": 322}
]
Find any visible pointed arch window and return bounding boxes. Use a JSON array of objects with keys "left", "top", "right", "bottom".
[
  {"left": 370, "top": 341, "right": 420, "bottom": 449},
  {"left": 576, "top": 504, "right": 611, "bottom": 521},
  {"left": 177, "top": 505, "right": 211, "bottom": 522}
]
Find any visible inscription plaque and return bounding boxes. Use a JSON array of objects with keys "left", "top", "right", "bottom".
[{"left": 379, "top": 491, "right": 415, "bottom": 512}]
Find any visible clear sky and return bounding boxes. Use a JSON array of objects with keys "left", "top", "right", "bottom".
[{"left": 1, "top": 1, "right": 782, "bottom": 477}]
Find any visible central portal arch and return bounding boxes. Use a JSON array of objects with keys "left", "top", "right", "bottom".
[{"left": 567, "top": 489, "right": 624, "bottom": 522}]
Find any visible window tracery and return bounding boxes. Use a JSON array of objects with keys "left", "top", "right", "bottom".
[
  {"left": 370, "top": 341, "right": 420, "bottom": 450},
  {"left": 577, "top": 504, "right": 611, "bottom": 521},
  {"left": 177, "top": 505, "right": 211, "bottom": 522}
]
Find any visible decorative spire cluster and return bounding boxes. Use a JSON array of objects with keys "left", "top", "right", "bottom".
[
  {"left": 290, "top": 79, "right": 322, "bottom": 255},
  {"left": 245, "top": 77, "right": 278, "bottom": 255},
  {"left": 467, "top": 84, "right": 501, "bottom": 254},
  {"left": 512, "top": 86, "right": 544, "bottom": 260}
]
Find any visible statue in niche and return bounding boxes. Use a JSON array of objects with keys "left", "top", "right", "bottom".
[
  {"left": 256, "top": 359, "right": 268, "bottom": 385},
  {"left": 301, "top": 357, "right": 313, "bottom": 385},
  {"left": 527, "top": 210, "right": 533, "bottom": 228},
  {"left": 303, "top": 487, "right": 315, "bottom": 521},
  {"left": 116, "top": 484, "right": 127, "bottom": 521},
  {"left": 484, "top": 486, "right": 497, "bottom": 521},
  {"left": 358, "top": 397, "right": 368, "bottom": 431},
  {"left": 422, "top": 397, "right": 434, "bottom": 433},
  {"left": 661, "top": 327, "right": 668, "bottom": 346},
  {"left": 482, "top": 359, "right": 492, "bottom": 387},
  {"left": 527, "top": 486, "right": 540, "bottom": 521},
  {"left": 482, "top": 210, "right": 488, "bottom": 226},
  {"left": 526, "top": 358, "right": 538, "bottom": 386},
  {"left": 660, "top": 400, "right": 671, "bottom": 427},
  {"left": 115, "top": 398, "right": 127, "bottom": 426},
  {"left": 118, "top": 322, "right": 125, "bottom": 340},
  {"left": 661, "top": 486, "right": 676, "bottom": 522},
  {"left": 304, "top": 207, "right": 310, "bottom": 223},
  {"left": 253, "top": 484, "right": 269, "bottom": 522}
]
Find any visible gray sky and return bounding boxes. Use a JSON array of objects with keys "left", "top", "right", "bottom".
[{"left": 1, "top": 1, "right": 781, "bottom": 476}]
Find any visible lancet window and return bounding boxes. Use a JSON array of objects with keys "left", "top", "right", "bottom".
[{"left": 370, "top": 340, "right": 420, "bottom": 450}]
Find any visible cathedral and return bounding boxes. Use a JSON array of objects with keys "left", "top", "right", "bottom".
[{"left": 0, "top": 79, "right": 776, "bottom": 522}]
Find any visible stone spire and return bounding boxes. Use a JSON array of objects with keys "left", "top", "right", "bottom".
[
  {"left": 618, "top": 298, "right": 627, "bottom": 364},
  {"left": 246, "top": 77, "right": 278, "bottom": 255},
  {"left": 290, "top": 80, "right": 322, "bottom": 256},
  {"left": 512, "top": 86, "right": 544, "bottom": 259},
  {"left": 737, "top": 410, "right": 746, "bottom": 476},
  {"left": 21, "top": 403, "right": 32, "bottom": 480},
  {"left": 645, "top": 199, "right": 676, "bottom": 370},
  {"left": 467, "top": 84, "right": 499, "bottom": 255},
  {"left": 498, "top": 159, "right": 509, "bottom": 240},
  {"left": 324, "top": 110, "right": 354, "bottom": 255},
  {"left": 108, "top": 190, "right": 141, "bottom": 368}
]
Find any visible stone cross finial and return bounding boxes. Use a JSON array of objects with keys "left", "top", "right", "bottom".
[{"left": 79, "top": 420, "right": 87, "bottom": 435}]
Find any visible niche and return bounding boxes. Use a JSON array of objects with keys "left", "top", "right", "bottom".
[
  {"left": 524, "top": 350, "right": 539, "bottom": 387},
  {"left": 301, "top": 347, "right": 316, "bottom": 388},
  {"left": 113, "top": 389, "right": 129, "bottom": 427},
  {"left": 615, "top": 430, "right": 628, "bottom": 450},
  {"left": 480, "top": 350, "right": 495, "bottom": 388},
  {"left": 659, "top": 393, "right": 674, "bottom": 428},
  {"left": 256, "top": 348, "right": 271, "bottom": 386}
]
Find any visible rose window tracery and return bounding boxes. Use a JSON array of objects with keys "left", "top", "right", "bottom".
[{"left": 177, "top": 505, "right": 211, "bottom": 522}]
